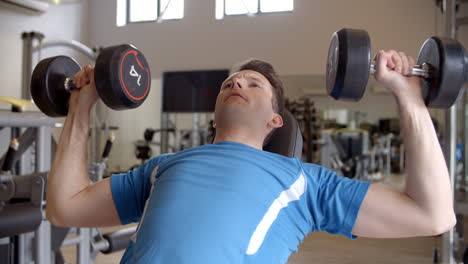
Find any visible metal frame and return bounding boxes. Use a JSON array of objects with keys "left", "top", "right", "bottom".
[
  {"left": 160, "top": 112, "right": 213, "bottom": 154},
  {"left": 0, "top": 111, "right": 102, "bottom": 264},
  {"left": 0, "top": 111, "right": 54, "bottom": 264},
  {"left": 33, "top": 40, "right": 97, "bottom": 60},
  {"left": 441, "top": 1, "right": 459, "bottom": 263}
]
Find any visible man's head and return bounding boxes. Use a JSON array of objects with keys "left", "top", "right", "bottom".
[
  {"left": 213, "top": 59, "right": 285, "bottom": 146},
  {"left": 235, "top": 59, "right": 285, "bottom": 119}
]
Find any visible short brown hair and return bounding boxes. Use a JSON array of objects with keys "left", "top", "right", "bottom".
[{"left": 233, "top": 59, "right": 285, "bottom": 145}]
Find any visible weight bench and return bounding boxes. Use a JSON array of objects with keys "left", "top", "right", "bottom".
[{"left": 264, "top": 110, "right": 303, "bottom": 158}]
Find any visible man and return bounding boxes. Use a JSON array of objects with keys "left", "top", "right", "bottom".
[{"left": 46, "top": 51, "right": 455, "bottom": 263}]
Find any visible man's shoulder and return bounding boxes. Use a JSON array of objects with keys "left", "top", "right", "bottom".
[
  {"left": 145, "top": 153, "right": 176, "bottom": 169},
  {"left": 296, "top": 161, "right": 337, "bottom": 184},
  {"left": 148, "top": 153, "right": 176, "bottom": 163}
]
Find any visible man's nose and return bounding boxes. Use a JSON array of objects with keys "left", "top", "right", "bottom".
[{"left": 233, "top": 79, "right": 244, "bottom": 89}]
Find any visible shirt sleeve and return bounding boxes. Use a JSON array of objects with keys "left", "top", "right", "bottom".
[
  {"left": 110, "top": 154, "right": 173, "bottom": 224},
  {"left": 301, "top": 162, "right": 370, "bottom": 239}
]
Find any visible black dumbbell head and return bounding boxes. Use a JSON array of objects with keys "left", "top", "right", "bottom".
[
  {"left": 464, "top": 47, "right": 467, "bottom": 83},
  {"left": 94, "top": 44, "right": 151, "bottom": 111},
  {"left": 418, "top": 37, "right": 465, "bottom": 109},
  {"left": 31, "top": 56, "right": 81, "bottom": 117},
  {"left": 326, "top": 28, "right": 371, "bottom": 101}
]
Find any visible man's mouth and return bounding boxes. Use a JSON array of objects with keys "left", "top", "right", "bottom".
[{"left": 227, "top": 92, "right": 246, "bottom": 101}]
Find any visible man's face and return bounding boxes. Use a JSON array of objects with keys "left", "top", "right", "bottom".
[{"left": 214, "top": 70, "right": 279, "bottom": 133}]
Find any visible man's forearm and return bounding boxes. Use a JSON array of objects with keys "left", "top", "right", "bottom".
[
  {"left": 398, "top": 98, "right": 455, "bottom": 229},
  {"left": 46, "top": 106, "right": 92, "bottom": 223}
]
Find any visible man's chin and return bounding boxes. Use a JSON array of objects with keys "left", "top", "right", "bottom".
[
  {"left": 220, "top": 104, "right": 249, "bottom": 114},
  {"left": 216, "top": 107, "right": 254, "bottom": 124}
]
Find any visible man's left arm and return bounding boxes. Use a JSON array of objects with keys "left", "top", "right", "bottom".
[{"left": 352, "top": 50, "right": 456, "bottom": 238}]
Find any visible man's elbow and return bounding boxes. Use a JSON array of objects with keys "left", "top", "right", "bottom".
[
  {"left": 46, "top": 207, "right": 63, "bottom": 227},
  {"left": 46, "top": 207, "right": 72, "bottom": 227},
  {"left": 431, "top": 212, "right": 457, "bottom": 235}
]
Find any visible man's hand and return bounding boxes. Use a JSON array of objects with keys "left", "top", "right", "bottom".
[
  {"left": 69, "top": 65, "right": 99, "bottom": 115},
  {"left": 374, "top": 50, "right": 424, "bottom": 107}
]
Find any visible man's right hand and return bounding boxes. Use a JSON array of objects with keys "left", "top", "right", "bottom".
[{"left": 69, "top": 65, "right": 99, "bottom": 115}]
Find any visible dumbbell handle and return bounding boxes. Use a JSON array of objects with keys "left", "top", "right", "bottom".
[
  {"left": 370, "top": 62, "right": 432, "bottom": 79},
  {"left": 64, "top": 78, "right": 77, "bottom": 92}
]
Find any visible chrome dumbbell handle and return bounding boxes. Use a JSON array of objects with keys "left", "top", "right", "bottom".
[
  {"left": 370, "top": 62, "right": 432, "bottom": 79},
  {"left": 64, "top": 78, "right": 77, "bottom": 92}
]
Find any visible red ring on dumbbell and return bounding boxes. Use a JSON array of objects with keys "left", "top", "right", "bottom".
[{"left": 119, "top": 50, "right": 150, "bottom": 101}]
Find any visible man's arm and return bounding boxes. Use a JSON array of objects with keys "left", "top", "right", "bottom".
[
  {"left": 46, "top": 66, "right": 121, "bottom": 227},
  {"left": 352, "top": 50, "right": 456, "bottom": 238}
]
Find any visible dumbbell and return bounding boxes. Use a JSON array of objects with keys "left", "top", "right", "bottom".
[
  {"left": 326, "top": 28, "right": 468, "bottom": 109},
  {"left": 31, "top": 44, "right": 151, "bottom": 117}
]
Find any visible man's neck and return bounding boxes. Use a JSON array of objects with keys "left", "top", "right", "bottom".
[{"left": 213, "top": 128, "right": 264, "bottom": 150}]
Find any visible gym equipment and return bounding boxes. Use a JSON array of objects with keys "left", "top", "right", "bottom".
[
  {"left": 1, "top": 138, "right": 18, "bottom": 173},
  {"left": 0, "top": 96, "right": 36, "bottom": 112},
  {"left": 0, "top": 172, "right": 46, "bottom": 238},
  {"left": 88, "top": 132, "right": 115, "bottom": 182},
  {"left": 0, "top": 111, "right": 54, "bottom": 264},
  {"left": 0, "top": 138, "right": 45, "bottom": 238},
  {"left": 0, "top": 128, "right": 38, "bottom": 174},
  {"left": 31, "top": 44, "right": 151, "bottom": 117},
  {"left": 326, "top": 28, "right": 468, "bottom": 109},
  {"left": 95, "top": 226, "right": 137, "bottom": 254},
  {"left": 134, "top": 128, "right": 176, "bottom": 164},
  {"left": 285, "top": 98, "right": 320, "bottom": 162}
]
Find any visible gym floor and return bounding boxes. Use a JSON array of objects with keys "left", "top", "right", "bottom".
[{"left": 60, "top": 174, "right": 458, "bottom": 263}]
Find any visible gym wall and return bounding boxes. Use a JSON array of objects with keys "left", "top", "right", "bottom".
[
  {"left": 0, "top": 1, "right": 90, "bottom": 158},
  {"left": 88, "top": 0, "right": 436, "bottom": 77},
  {"left": 2, "top": 0, "right": 466, "bottom": 171},
  {"left": 87, "top": 0, "right": 443, "bottom": 170},
  {"left": 0, "top": 1, "right": 90, "bottom": 99}
]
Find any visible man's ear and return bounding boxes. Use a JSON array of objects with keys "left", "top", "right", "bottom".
[
  {"left": 213, "top": 121, "right": 216, "bottom": 128},
  {"left": 268, "top": 113, "right": 283, "bottom": 129}
]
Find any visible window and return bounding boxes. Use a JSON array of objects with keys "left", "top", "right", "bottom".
[
  {"left": 216, "top": 0, "right": 293, "bottom": 19},
  {"left": 116, "top": 0, "right": 184, "bottom": 27}
]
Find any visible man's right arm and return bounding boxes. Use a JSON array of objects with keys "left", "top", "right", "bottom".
[{"left": 46, "top": 66, "right": 121, "bottom": 227}]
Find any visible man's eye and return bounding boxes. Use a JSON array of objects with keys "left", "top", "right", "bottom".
[
  {"left": 223, "top": 82, "right": 232, "bottom": 89},
  {"left": 250, "top": 83, "right": 260, "bottom": 88}
]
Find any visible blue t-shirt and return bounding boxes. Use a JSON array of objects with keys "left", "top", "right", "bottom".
[{"left": 111, "top": 141, "right": 370, "bottom": 263}]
